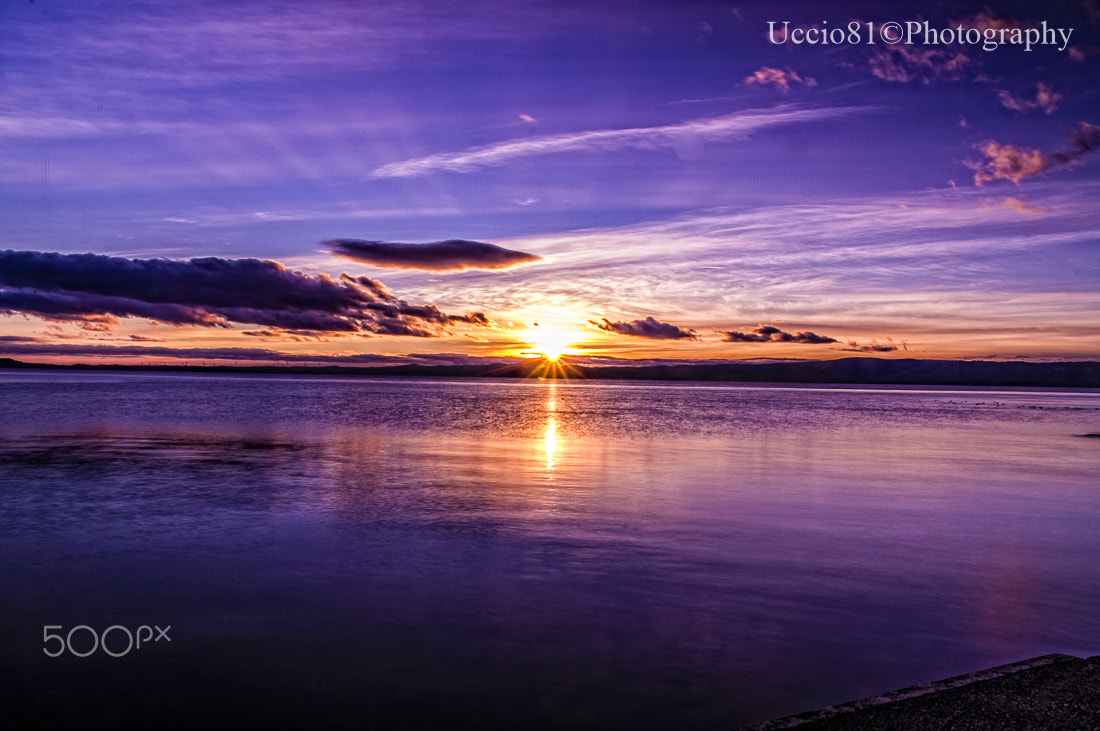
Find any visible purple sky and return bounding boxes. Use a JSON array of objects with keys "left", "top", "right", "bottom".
[{"left": 1, "top": 0, "right": 1098, "bottom": 364}]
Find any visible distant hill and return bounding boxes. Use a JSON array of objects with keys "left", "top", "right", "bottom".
[
  {"left": 2, "top": 356, "right": 1098, "bottom": 388},
  {"left": 564, "top": 358, "right": 1100, "bottom": 388},
  {"left": 0, "top": 357, "right": 36, "bottom": 368}
]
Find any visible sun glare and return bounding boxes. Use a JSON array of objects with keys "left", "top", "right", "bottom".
[{"left": 525, "top": 323, "right": 575, "bottom": 361}]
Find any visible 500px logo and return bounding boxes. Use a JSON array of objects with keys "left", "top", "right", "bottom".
[{"left": 43, "top": 624, "right": 171, "bottom": 658}]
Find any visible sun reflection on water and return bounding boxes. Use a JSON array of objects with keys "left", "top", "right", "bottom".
[{"left": 544, "top": 382, "right": 558, "bottom": 472}]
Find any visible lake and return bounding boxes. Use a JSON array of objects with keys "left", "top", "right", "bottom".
[{"left": 1, "top": 371, "right": 1098, "bottom": 728}]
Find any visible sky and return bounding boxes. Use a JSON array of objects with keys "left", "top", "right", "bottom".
[{"left": 0, "top": 0, "right": 1098, "bottom": 366}]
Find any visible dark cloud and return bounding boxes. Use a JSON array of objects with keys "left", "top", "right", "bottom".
[
  {"left": 0, "top": 250, "right": 490, "bottom": 336},
  {"left": 972, "top": 122, "right": 1099, "bottom": 185},
  {"left": 326, "top": 239, "right": 542, "bottom": 272},
  {"left": 844, "top": 339, "right": 900, "bottom": 353},
  {"left": 723, "top": 324, "right": 837, "bottom": 344},
  {"left": 589, "top": 316, "right": 697, "bottom": 340},
  {"left": 1050, "top": 122, "right": 1100, "bottom": 165},
  {"left": 0, "top": 342, "right": 417, "bottom": 364},
  {"left": 0, "top": 288, "right": 226, "bottom": 327},
  {"left": 863, "top": 10, "right": 1034, "bottom": 85},
  {"left": 0, "top": 342, "right": 523, "bottom": 367}
]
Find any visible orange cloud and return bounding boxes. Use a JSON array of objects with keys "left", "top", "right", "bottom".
[
  {"left": 742, "top": 66, "right": 816, "bottom": 92},
  {"left": 971, "top": 142, "right": 1049, "bottom": 186},
  {"left": 972, "top": 122, "right": 1100, "bottom": 186},
  {"left": 995, "top": 197, "right": 1046, "bottom": 216}
]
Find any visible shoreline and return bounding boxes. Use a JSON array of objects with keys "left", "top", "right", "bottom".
[
  {"left": 740, "top": 654, "right": 1100, "bottom": 730},
  {"left": 3, "top": 356, "right": 1100, "bottom": 389}
]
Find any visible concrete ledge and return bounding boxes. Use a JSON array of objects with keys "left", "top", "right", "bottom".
[{"left": 741, "top": 654, "right": 1100, "bottom": 730}]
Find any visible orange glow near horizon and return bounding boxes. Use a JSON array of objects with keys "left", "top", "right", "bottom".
[{"left": 6, "top": 310, "right": 1100, "bottom": 366}]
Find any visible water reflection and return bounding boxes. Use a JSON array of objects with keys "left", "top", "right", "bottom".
[
  {"left": 544, "top": 381, "right": 559, "bottom": 473},
  {"left": 3, "top": 374, "right": 1100, "bottom": 728}
]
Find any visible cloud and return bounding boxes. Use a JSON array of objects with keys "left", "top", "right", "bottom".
[
  {"left": 867, "top": 45, "right": 971, "bottom": 84},
  {"left": 998, "top": 82, "right": 1061, "bottom": 115},
  {"left": 970, "top": 141, "right": 1050, "bottom": 186},
  {"left": 326, "top": 239, "right": 542, "bottom": 271},
  {"left": 957, "top": 9, "right": 1023, "bottom": 32},
  {"left": 0, "top": 342, "right": 418, "bottom": 364},
  {"left": 589, "top": 317, "right": 697, "bottom": 340},
  {"left": 370, "top": 105, "right": 867, "bottom": 177},
  {"left": 1049, "top": 122, "right": 1100, "bottom": 165},
  {"left": 865, "top": 10, "right": 1048, "bottom": 87},
  {"left": 844, "top": 339, "right": 901, "bottom": 353},
  {"left": 993, "top": 197, "right": 1047, "bottom": 216},
  {"left": 722, "top": 324, "right": 837, "bottom": 344},
  {"left": 0, "top": 115, "right": 185, "bottom": 140},
  {"left": 432, "top": 181, "right": 1100, "bottom": 309},
  {"left": 861, "top": 8, "right": 1025, "bottom": 84},
  {"left": 742, "top": 67, "right": 816, "bottom": 92},
  {"left": 971, "top": 123, "right": 1099, "bottom": 185},
  {"left": 0, "top": 342, "right": 532, "bottom": 367},
  {"left": 1069, "top": 45, "right": 1095, "bottom": 62},
  {"left": 0, "top": 250, "right": 489, "bottom": 337},
  {"left": 0, "top": 289, "right": 227, "bottom": 327}
]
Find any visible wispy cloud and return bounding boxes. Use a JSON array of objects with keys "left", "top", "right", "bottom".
[
  {"left": 0, "top": 115, "right": 185, "bottom": 139},
  {"left": 327, "top": 239, "right": 542, "bottom": 272},
  {"left": 1069, "top": 45, "right": 1095, "bottom": 62},
  {"left": 990, "top": 197, "right": 1047, "bottom": 216},
  {"left": 393, "top": 182, "right": 1099, "bottom": 359},
  {"left": 867, "top": 44, "right": 971, "bottom": 84},
  {"left": 370, "top": 105, "right": 868, "bottom": 177},
  {"left": 959, "top": 9, "right": 1024, "bottom": 32},
  {"left": 3, "top": 1, "right": 616, "bottom": 100},
  {"left": 0, "top": 250, "right": 489, "bottom": 337},
  {"left": 998, "top": 82, "right": 1062, "bottom": 115}
]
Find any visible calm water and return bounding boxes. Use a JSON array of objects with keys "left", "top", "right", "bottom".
[{"left": 2, "top": 371, "right": 1098, "bottom": 728}]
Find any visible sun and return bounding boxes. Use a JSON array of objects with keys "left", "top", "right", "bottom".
[{"left": 525, "top": 323, "right": 574, "bottom": 361}]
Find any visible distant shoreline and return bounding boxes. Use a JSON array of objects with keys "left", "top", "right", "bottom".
[{"left": 3, "top": 356, "right": 1099, "bottom": 388}]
